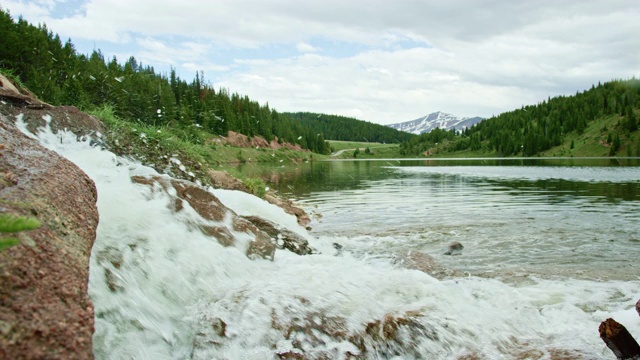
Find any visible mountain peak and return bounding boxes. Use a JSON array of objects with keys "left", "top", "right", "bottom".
[{"left": 387, "top": 111, "right": 483, "bottom": 135}]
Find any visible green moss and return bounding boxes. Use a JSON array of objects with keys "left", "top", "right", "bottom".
[{"left": 0, "top": 214, "right": 41, "bottom": 251}]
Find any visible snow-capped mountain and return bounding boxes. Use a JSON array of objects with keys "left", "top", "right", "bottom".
[{"left": 387, "top": 111, "right": 483, "bottom": 135}]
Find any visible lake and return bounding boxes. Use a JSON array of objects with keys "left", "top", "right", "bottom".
[{"left": 246, "top": 158, "right": 640, "bottom": 282}]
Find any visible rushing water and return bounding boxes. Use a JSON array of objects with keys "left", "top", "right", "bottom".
[{"left": 18, "top": 119, "right": 640, "bottom": 359}]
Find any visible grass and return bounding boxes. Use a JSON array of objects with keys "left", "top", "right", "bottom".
[
  {"left": 90, "top": 105, "right": 323, "bottom": 196},
  {"left": 0, "top": 68, "right": 26, "bottom": 90},
  {"left": 539, "top": 113, "right": 640, "bottom": 158},
  {"left": 328, "top": 140, "right": 398, "bottom": 151},
  {"left": 327, "top": 140, "right": 402, "bottom": 159}
]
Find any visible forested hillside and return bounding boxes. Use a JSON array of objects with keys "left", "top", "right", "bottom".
[
  {"left": 0, "top": 9, "right": 329, "bottom": 154},
  {"left": 400, "top": 79, "right": 640, "bottom": 157},
  {"left": 284, "top": 112, "right": 414, "bottom": 144}
]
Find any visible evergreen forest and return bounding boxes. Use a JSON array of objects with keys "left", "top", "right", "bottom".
[
  {"left": 400, "top": 79, "right": 640, "bottom": 157},
  {"left": 0, "top": 9, "right": 333, "bottom": 153},
  {"left": 283, "top": 112, "right": 414, "bottom": 145}
]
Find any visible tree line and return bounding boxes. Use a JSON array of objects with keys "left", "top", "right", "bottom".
[
  {"left": 400, "top": 79, "right": 640, "bottom": 156},
  {"left": 0, "top": 8, "right": 330, "bottom": 154},
  {"left": 283, "top": 112, "right": 415, "bottom": 145}
]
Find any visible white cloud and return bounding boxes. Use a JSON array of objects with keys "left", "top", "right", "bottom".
[
  {"left": 3, "top": 0, "right": 639, "bottom": 123},
  {"left": 296, "top": 42, "right": 319, "bottom": 53}
]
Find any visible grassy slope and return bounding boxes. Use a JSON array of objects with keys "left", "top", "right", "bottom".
[
  {"left": 539, "top": 113, "right": 640, "bottom": 157},
  {"left": 327, "top": 140, "right": 401, "bottom": 159},
  {"left": 423, "top": 111, "right": 640, "bottom": 159},
  {"left": 91, "top": 106, "right": 327, "bottom": 195}
]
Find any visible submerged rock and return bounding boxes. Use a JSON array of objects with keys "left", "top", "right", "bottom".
[
  {"left": 444, "top": 241, "right": 464, "bottom": 255},
  {"left": 193, "top": 296, "right": 435, "bottom": 359},
  {"left": 394, "top": 250, "right": 461, "bottom": 279}
]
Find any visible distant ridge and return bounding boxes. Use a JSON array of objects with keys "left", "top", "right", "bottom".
[{"left": 387, "top": 111, "right": 483, "bottom": 134}]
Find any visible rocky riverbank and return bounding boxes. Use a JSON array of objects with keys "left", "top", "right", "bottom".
[{"left": 0, "top": 73, "right": 317, "bottom": 358}]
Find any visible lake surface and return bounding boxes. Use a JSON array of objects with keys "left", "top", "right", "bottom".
[{"left": 249, "top": 158, "right": 640, "bottom": 282}]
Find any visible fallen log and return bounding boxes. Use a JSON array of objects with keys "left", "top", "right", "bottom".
[{"left": 599, "top": 318, "right": 640, "bottom": 360}]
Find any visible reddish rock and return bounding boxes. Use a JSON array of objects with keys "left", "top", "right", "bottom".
[
  {"left": 207, "top": 169, "right": 250, "bottom": 192},
  {"left": 264, "top": 194, "right": 311, "bottom": 227},
  {"left": 208, "top": 130, "right": 308, "bottom": 152},
  {"left": 0, "top": 103, "right": 99, "bottom": 358},
  {"left": 240, "top": 215, "right": 315, "bottom": 255},
  {"left": 132, "top": 176, "right": 280, "bottom": 261}
]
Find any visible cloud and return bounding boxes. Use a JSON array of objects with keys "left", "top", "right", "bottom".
[
  {"left": 3, "top": 0, "right": 639, "bottom": 124},
  {"left": 296, "top": 42, "right": 319, "bottom": 53}
]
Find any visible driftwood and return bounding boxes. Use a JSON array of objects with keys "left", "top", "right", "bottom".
[{"left": 599, "top": 318, "right": 640, "bottom": 360}]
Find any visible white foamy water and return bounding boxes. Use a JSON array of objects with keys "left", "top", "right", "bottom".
[{"left": 17, "top": 119, "right": 640, "bottom": 359}]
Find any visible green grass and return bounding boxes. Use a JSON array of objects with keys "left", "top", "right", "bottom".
[
  {"left": 90, "top": 105, "right": 324, "bottom": 196},
  {"left": 539, "top": 113, "right": 640, "bottom": 158},
  {"left": 327, "top": 140, "right": 401, "bottom": 158},
  {"left": 0, "top": 68, "right": 28, "bottom": 94},
  {"left": 328, "top": 140, "right": 397, "bottom": 152}
]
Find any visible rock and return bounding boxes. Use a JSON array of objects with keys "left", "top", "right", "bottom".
[
  {"left": 444, "top": 241, "right": 464, "bottom": 255},
  {"left": 170, "top": 179, "right": 227, "bottom": 222},
  {"left": 396, "top": 250, "right": 438, "bottom": 273},
  {"left": 240, "top": 215, "right": 316, "bottom": 255},
  {"left": 245, "top": 231, "right": 276, "bottom": 261},
  {"left": 132, "top": 175, "right": 280, "bottom": 261},
  {"left": 636, "top": 299, "right": 640, "bottom": 317},
  {"left": 199, "top": 226, "right": 236, "bottom": 247},
  {"left": 264, "top": 194, "right": 311, "bottom": 227},
  {"left": 207, "top": 169, "right": 250, "bottom": 192},
  {"left": 0, "top": 74, "right": 104, "bottom": 139},
  {"left": 210, "top": 130, "right": 308, "bottom": 152},
  {"left": 0, "top": 106, "right": 99, "bottom": 358},
  {"left": 393, "top": 250, "right": 461, "bottom": 279},
  {"left": 131, "top": 175, "right": 229, "bottom": 222}
]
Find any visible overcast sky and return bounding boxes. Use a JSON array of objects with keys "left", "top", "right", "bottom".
[{"left": 3, "top": 0, "right": 640, "bottom": 124}]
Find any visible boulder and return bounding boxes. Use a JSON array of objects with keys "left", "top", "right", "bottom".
[
  {"left": 0, "top": 104, "right": 99, "bottom": 358},
  {"left": 240, "top": 215, "right": 316, "bottom": 255},
  {"left": 207, "top": 169, "right": 250, "bottom": 192},
  {"left": 131, "top": 175, "right": 278, "bottom": 261}
]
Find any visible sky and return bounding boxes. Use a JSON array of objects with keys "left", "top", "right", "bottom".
[{"left": 3, "top": 0, "right": 640, "bottom": 125}]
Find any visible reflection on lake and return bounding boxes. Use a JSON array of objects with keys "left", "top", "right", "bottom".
[{"left": 234, "top": 158, "right": 640, "bottom": 281}]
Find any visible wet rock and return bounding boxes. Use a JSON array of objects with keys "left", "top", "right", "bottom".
[
  {"left": 0, "top": 101, "right": 98, "bottom": 358},
  {"left": 396, "top": 250, "right": 438, "bottom": 273},
  {"left": 131, "top": 175, "right": 229, "bottom": 222},
  {"left": 393, "top": 250, "right": 462, "bottom": 279},
  {"left": 264, "top": 194, "right": 311, "bottom": 227},
  {"left": 199, "top": 225, "right": 236, "bottom": 247},
  {"left": 240, "top": 215, "right": 316, "bottom": 255},
  {"left": 246, "top": 232, "right": 276, "bottom": 261},
  {"left": 444, "top": 241, "right": 464, "bottom": 255},
  {"left": 132, "top": 175, "right": 280, "bottom": 261}
]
